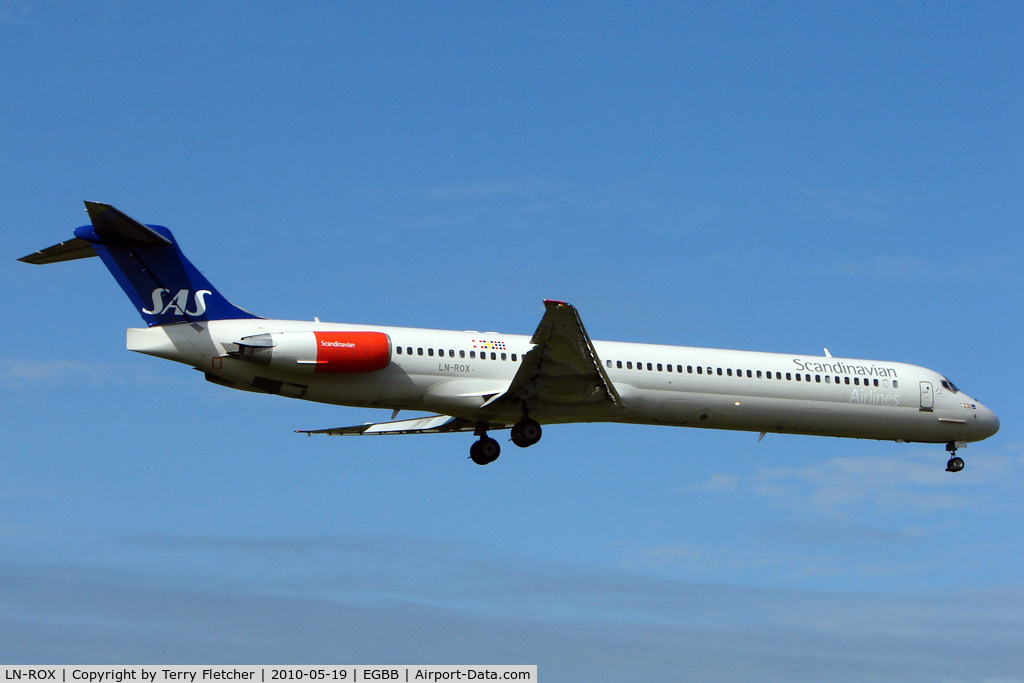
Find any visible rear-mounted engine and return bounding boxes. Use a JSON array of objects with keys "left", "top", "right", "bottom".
[{"left": 232, "top": 331, "right": 391, "bottom": 374}]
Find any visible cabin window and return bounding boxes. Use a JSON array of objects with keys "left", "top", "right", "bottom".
[
  {"left": 490, "top": 352, "right": 496, "bottom": 360},
  {"left": 460, "top": 350, "right": 465, "bottom": 358},
  {"left": 396, "top": 346, "right": 402, "bottom": 354},
  {"left": 815, "top": 375, "right": 821, "bottom": 383},
  {"left": 697, "top": 366, "right": 703, "bottom": 374},
  {"left": 795, "top": 373, "right": 801, "bottom": 381},
  {"left": 470, "top": 351, "right": 476, "bottom": 359},
  {"left": 657, "top": 363, "right": 663, "bottom": 371},
  {"left": 511, "top": 353, "right": 517, "bottom": 361},
  {"left": 825, "top": 375, "right": 831, "bottom": 384},
  {"left": 626, "top": 361, "right": 633, "bottom": 369},
  {"left": 786, "top": 372, "right": 792, "bottom": 380},
  {"left": 428, "top": 348, "right": 434, "bottom": 356},
  {"left": 647, "top": 362, "right": 653, "bottom": 371},
  {"left": 617, "top": 360, "right": 623, "bottom": 369},
  {"left": 417, "top": 348, "right": 424, "bottom": 356},
  {"left": 501, "top": 352, "right": 507, "bottom": 361},
  {"left": 717, "top": 368, "right": 723, "bottom": 376},
  {"left": 667, "top": 364, "right": 673, "bottom": 372},
  {"left": 893, "top": 380, "right": 899, "bottom": 388}
]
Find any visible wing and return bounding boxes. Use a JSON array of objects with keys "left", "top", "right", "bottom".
[
  {"left": 488, "top": 299, "right": 621, "bottom": 412},
  {"left": 297, "top": 414, "right": 512, "bottom": 437}
]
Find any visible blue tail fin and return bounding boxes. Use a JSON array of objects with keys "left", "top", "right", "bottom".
[{"left": 20, "top": 202, "right": 260, "bottom": 326}]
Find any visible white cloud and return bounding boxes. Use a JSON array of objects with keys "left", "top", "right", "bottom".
[
  {"left": 684, "top": 449, "right": 1023, "bottom": 518},
  {"left": 2, "top": 548, "right": 1024, "bottom": 681}
]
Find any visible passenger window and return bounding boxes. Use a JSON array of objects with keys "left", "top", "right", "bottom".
[
  {"left": 647, "top": 362, "right": 653, "bottom": 371},
  {"left": 893, "top": 380, "right": 899, "bottom": 388},
  {"left": 697, "top": 366, "right": 703, "bottom": 374},
  {"left": 607, "top": 360, "right": 612, "bottom": 368},
  {"left": 727, "top": 369, "right": 733, "bottom": 377},
  {"left": 417, "top": 348, "right": 424, "bottom": 356},
  {"left": 825, "top": 375, "right": 831, "bottom": 383},
  {"left": 795, "top": 373, "right": 801, "bottom": 381},
  {"left": 627, "top": 361, "right": 633, "bottom": 369},
  {"left": 757, "top": 370, "right": 762, "bottom": 378},
  {"left": 717, "top": 368, "right": 723, "bottom": 376},
  {"left": 460, "top": 350, "right": 465, "bottom": 358},
  {"left": 396, "top": 347, "right": 402, "bottom": 354},
  {"left": 617, "top": 360, "right": 623, "bottom": 369},
  {"left": 428, "top": 348, "right": 434, "bottom": 356},
  {"left": 657, "top": 363, "right": 663, "bottom": 371},
  {"left": 491, "top": 352, "right": 496, "bottom": 360},
  {"left": 407, "top": 347, "right": 413, "bottom": 355},
  {"left": 501, "top": 353, "right": 507, "bottom": 360},
  {"left": 854, "top": 377, "right": 860, "bottom": 385},
  {"left": 786, "top": 373, "right": 792, "bottom": 380},
  {"left": 511, "top": 354, "right": 517, "bottom": 361},
  {"left": 667, "top": 364, "right": 673, "bottom": 372},
  {"left": 815, "top": 375, "right": 821, "bottom": 383},
  {"left": 470, "top": 351, "right": 476, "bottom": 359}
]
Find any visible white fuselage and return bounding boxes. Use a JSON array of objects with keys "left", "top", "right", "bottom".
[{"left": 127, "top": 318, "right": 999, "bottom": 446}]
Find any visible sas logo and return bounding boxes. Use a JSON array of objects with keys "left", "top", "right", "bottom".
[{"left": 142, "top": 288, "right": 212, "bottom": 316}]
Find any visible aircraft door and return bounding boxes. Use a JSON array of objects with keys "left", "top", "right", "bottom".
[{"left": 919, "top": 381, "right": 934, "bottom": 411}]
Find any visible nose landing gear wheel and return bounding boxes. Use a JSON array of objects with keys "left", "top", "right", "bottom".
[
  {"left": 470, "top": 436, "right": 501, "bottom": 465},
  {"left": 945, "top": 442, "right": 965, "bottom": 473}
]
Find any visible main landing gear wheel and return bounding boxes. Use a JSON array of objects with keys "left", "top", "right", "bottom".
[
  {"left": 945, "top": 442, "right": 965, "bottom": 473},
  {"left": 470, "top": 436, "right": 501, "bottom": 465},
  {"left": 511, "top": 418, "right": 542, "bottom": 448}
]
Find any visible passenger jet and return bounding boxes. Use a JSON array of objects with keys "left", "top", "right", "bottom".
[{"left": 20, "top": 202, "right": 999, "bottom": 470}]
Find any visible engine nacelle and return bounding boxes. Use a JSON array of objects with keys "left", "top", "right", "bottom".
[{"left": 233, "top": 331, "right": 391, "bottom": 374}]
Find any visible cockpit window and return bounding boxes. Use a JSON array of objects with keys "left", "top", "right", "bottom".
[{"left": 941, "top": 378, "right": 960, "bottom": 393}]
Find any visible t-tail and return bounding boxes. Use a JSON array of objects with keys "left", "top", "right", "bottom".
[{"left": 19, "top": 202, "right": 260, "bottom": 326}]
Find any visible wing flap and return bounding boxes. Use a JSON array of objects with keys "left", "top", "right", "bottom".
[{"left": 297, "top": 414, "right": 487, "bottom": 436}]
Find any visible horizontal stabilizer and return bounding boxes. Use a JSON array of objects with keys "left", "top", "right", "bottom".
[
  {"left": 83, "top": 201, "right": 172, "bottom": 247},
  {"left": 297, "top": 414, "right": 511, "bottom": 437},
  {"left": 19, "top": 237, "right": 97, "bottom": 264}
]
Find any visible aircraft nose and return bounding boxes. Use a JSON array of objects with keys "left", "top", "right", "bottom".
[{"left": 972, "top": 402, "right": 1000, "bottom": 440}]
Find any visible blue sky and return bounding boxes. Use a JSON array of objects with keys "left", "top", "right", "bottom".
[{"left": 2, "top": 1, "right": 1023, "bottom": 679}]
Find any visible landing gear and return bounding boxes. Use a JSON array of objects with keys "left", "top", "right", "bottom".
[
  {"left": 945, "top": 441, "right": 965, "bottom": 473},
  {"left": 470, "top": 436, "right": 501, "bottom": 465},
  {"left": 511, "top": 418, "right": 542, "bottom": 448}
]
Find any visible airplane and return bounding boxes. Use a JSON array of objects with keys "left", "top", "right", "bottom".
[{"left": 20, "top": 202, "right": 999, "bottom": 471}]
